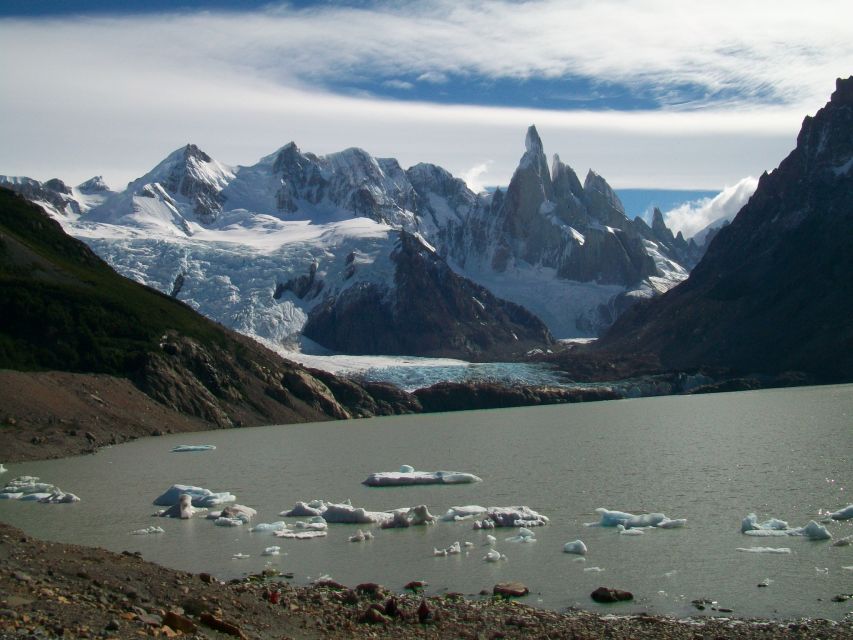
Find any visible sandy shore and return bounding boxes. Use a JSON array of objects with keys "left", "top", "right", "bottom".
[{"left": 1, "top": 522, "right": 851, "bottom": 639}]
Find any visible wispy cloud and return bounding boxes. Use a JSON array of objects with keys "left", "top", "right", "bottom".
[
  {"left": 0, "top": 1, "right": 849, "bottom": 188},
  {"left": 460, "top": 161, "right": 493, "bottom": 192},
  {"left": 663, "top": 177, "right": 759, "bottom": 238}
]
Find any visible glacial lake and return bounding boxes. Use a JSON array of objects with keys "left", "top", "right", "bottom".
[{"left": 2, "top": 384, "right": 852, "bottom": 620}]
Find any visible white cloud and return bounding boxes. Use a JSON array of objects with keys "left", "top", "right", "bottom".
[
  {"left": 0, "top": 1, "right": 849, "bottom": 188},
  {"left": 460, "top": 161, "right": 493, "bottom": 192},
  {"left": 663, "top": 176, "right": 759, "bottom": 239},
  {"left": 383, "top": 79, "right": 415, "bottom": 90},
  {"left": 416, "top": 71, "right": 449, "bottom": 85}
]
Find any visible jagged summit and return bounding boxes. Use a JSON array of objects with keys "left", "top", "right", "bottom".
[
  {"left": 525, "top": 125, "right": 544, "bottom": 154},
  {"left": 77, "top": 176, "right": 111, "bottom": 194}
]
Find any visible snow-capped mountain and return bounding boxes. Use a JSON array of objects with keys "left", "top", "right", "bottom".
[{"left": 2, "top": 127, "right": 691, "bottom": 356}]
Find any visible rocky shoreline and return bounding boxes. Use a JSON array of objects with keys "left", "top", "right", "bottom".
[{"left": 1, "top": 522, "right": 851, "bottom": 639}]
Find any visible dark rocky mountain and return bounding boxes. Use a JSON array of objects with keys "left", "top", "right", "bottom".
[
  {"left": 0, "top": 188, "right": 420, "bottom": 459},
  {"left": 598, "top": 77, "right": 853, "bottom": 382},
  {"left": 303, "top": 231, "right": 554, "bottom": 360}
]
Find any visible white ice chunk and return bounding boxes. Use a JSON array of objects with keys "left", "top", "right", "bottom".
[
  {"left": 475, "top": 506, "right": 549, "bottom": 528},
  {"left": 584, "top": 566, "right": 605, "bottom": 572},
  {"left": 349, "top": 529, "right": 374, "bottom": 542},
  {"left": 171, "top": 445, "right": 216, "bottom": 452},
  {"left": 280, "top": 500, "right": 327, "bottom": 517},
  {"left": 617, "top": 524, "right": 645, "bottom": 536},
  {"left": 363, "top": 469, "right": 481, "bottom": 486},
  {"left": 789, "top": 521, "right": 832, "bottom": 540},
  {"left": 153, "top": 484, "right": 235, "bottom": 508},
  {"left": 293, "top": 516, "right": 328, "bottom": 531},
  {"left": 434, "top": 541, "right": 462, "bottom": 556},
  {"left": 741, "top": 513, "right": 789, "bottom": 533},
  {"left": 743, "top": 529, "right": 789, "bottom": 537},
  {"left": 0, "top": 493, "right": 23, "bottom": 500},
  {"left": 158, "top": 494, "right": 199, "bottom": 519},
  {"left": 658, "top": 518, "right": 687, "bottom": 529},
  {"left": 624, "top": 513, "right": 666, "bottom": 528},
  {"left": 232, "top": 553, "right": 250, "bottom": 559},
  {"left": 38, "top": 491, "right": 80, "bottom": 504},
  {"left": 483, "top": 548, "right": 506, "bottom": 563},
  {"left": 274, "top": 530, "right": 328, "bottom": 539},
  {"left": 214, "top": 517, "right": 243, "bottom": 527},
  {"left": 441, "top": 505, "right": 487, "bottom": 521},
  {"left": 131, "top": 526, "right": 165, "bottom": 535},
  {"left": 563, "top": 540, "right": 587, "bottom": 555},
  {"left": 250, "top": 522, "right": 288, "bottom": 533},
  {"left": 594, "top": 508, "right": 636, "bottom": 527},
  {"left": 830, "top": 504, "right": 853, "bottom": 520},
  {"left": 0, "top": 464, "right": 7, "bottom": 473},
  {"left": 261, "top": 546, "right": 281, "bottom": 556},
  {"left": 736, "top": 547, "right": 792, "bottom": 554},
  {"left": 484, "top": 534, "right": 497, "bottom": 546},
  {"left": 208, "top": 504, "right": 256, "bottom": 523},
  {"left": 383, "top": 504, "right": 436, "bottom": 528},
  {"left": 322, "top": 502, "right": 392, "bottom": 524},
  {"left": 505, "top": 527, "right": 537, "bottom": 543},
  {"left": 399, "top": 464, "right": 415, "bottom": 473},
  {"left": 20, "top": 493, "right": 53, "bottom": 501}
]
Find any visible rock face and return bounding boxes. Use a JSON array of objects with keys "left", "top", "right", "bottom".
[
  {"left": 600, "top": 77, "right": 853, "bottom": 381},
  {"left": 303, "top": 231, "right": 554, "bottom": 360},
  {"left": 0, "top": 175, "right": 82, "bottom": 217}
]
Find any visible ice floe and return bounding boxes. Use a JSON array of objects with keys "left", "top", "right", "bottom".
[
  {"left": 153, "top": 484, "right": 236, "bottom": 508},
  {"left": 441, "top": 505, "right": 488, "bottom": 521},
  {"left": 382, "top": 505, "right": 437, "bottom": 528},
  {"left": 484, "top": 534, "right": 497, "bottom": 546},
  {"left": 171, "top": 444, "right": 216, "bottom": 452},
  {"left": 232, "top": 553, "right": 250, "bottom": 559},
  {"left": 434, "top": 541, "right": 462, "bottom": 556},
  {"left": 1, "top": 476, "right": 79, "bottom": 503},
  {"left": 483, "top": 548, "right": 506, "bottom": 563},
  {"left": 208, "top": 504, "right": 256, "bottom": 523},
  {"left": 830, "top": 504, "right": 853, "bottom": 520},
  {"left": 363, "top": 466, "right": 482, "bottom": 486},
  {"left": 280, "top": 500, "right": 327, "bottom": 517},
  {"left": 473, "top": 506, "right": 549, "bottom": 529},
  {"left": 617, "top": 524, "right": 645, "bottom": 536},
  {"left": 131, "top": 526, "right": 165, "bottom": 535},
  {"left": 741, "top": 513, "right": 832, "bottom": 540},
  {"left": 736, "top": 547, "right": 792, "bottom": 554},
  {"left": 322, "top": 502, "right": 392, "bottom": 524},
  {"left": 293, "top": 517, "right": 328, "bottom": 531},
  {"left": 583, "top": 566, "right": 605, "bottom": 572},
  {"left": 261, "top": 546, "right": 281, "bottom": 556},
  {"left": 349, "top": 529, "right": 374, "bottom": 542},
  {"left": 563, "top": 540, "right": 587, "bottom": 555},
  {"left": 591, "top": 508, "right": 684, "bottom": 529},
  {"left": 505, "top": 527, "right": 537, "bottom": 543},
  {"left": 158, "top": 494, "right": 200, "bottom": 519},
  {"left": 0, "top": 464, "right": 6, "bottom": 473},
  {"left": 250, "top": 522, "right": 288, "bottom": 533},
  {"left": 214, "top": 517, "right": 243, "bottom": 527},
  {"left": 274, "top": 530, "right": 327, "bottom": 540}
]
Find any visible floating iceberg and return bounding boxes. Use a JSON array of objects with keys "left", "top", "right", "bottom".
[
  {"left": 251, "top": 521, "right": 288, "bottom": 533},
  {"left": 484, "top": 534, "right": 496, "bottom": 546},
  {"left": 131, "top": 525, "right": 165, "bottom": 535},
  {"left": 737, "top": 547, "right": 792, "bottom": 554},
  {"left": 159, "top": 494, "right": 200, "bottom": 519},
  {"left": 741, "top": 513, "right": 831, "bottom": 540},
  {"left": 563, "top": 540, "right": 587, "bottom": 555},
  {"left": 1, "top": 476, "right": 78, "bottom": 503},
  {"left": 473, "top": 506, "right": 549, "bottom": 529},
  {"left": 583, "top": 566, "right": 605, "bottom": 572},
  {"left": 171, "top": 445, "right": 216, "bottom": 452},
  {"left": 232, "top": 553, "right": 250, "bottom": 559},
  {"left": 0, "top": 464, "right": 6, "bottom": 473},
  {"left": 363, "top": 466, "right": 481, "bottom": 486},
  {"left": 280, "top": 500, "right": 327, "bottom": 517},
  {"left": 349, "top": 529, "right": 374, "bottom": 542},
  {"left": 483, "top": 549, "right": 506, "bottom": 563},
  {"left": 382, "top": 505, "right": 437, "bottom": 528},
  {"left": 441, "top": 505, "right": 488, "bottom": 522},
  {"left": 293, "top": 516, "right": 328, "bottom": 531},
  {"left": 322, "top": 502, "right": 392, "bottom": 524},
  {"left": 214, "top": 517, "right": 243, "bottom": 527},
  {"left": 505, "top": 527, "right": 537, "bottom": 543},
  {"left": 274, "top": 530, "right": 327, "bottom": 539},
  {"left": 434, "top": 541, "right": 462, "bottom": 556},
  {"left": 153, "top": 484, "right": 235, "bottom": 508},
  {"left": 592, "top": 508, "right": 683, "bottom": 529},
  {"left": 830, "top": 504, "right": 853, "bottom": 520},
  {"left": 208, "top": 504, "right": 256, "bottom": 523},
  {"left": 617, "top": 524, "right": 645, "bottom": 536},
  {"left": 262, "top": 546, "right": 281, "bottom": 556}
]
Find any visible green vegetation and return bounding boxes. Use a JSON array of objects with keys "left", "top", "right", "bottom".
[{"left": 0, "top": 188, "right": 229, "bottom": 375}]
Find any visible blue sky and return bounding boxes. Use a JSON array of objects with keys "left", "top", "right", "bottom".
[{"left": 1, "top": 0, "right": 851, "bottom": 233}]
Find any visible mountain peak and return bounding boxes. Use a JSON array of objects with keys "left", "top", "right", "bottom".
[
  {"left": 77, "top": 176, "right": 111, "bottom": 194},
  {"left": 831, "top": 75, "right": 853, "bottom": 106},
  {"left": 525, "top": 125, "right": 543, "bottom": 154}
]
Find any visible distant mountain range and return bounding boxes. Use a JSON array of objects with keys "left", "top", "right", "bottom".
[{"left": 1, "top": 127, "right": 697, "bottom": 358}]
